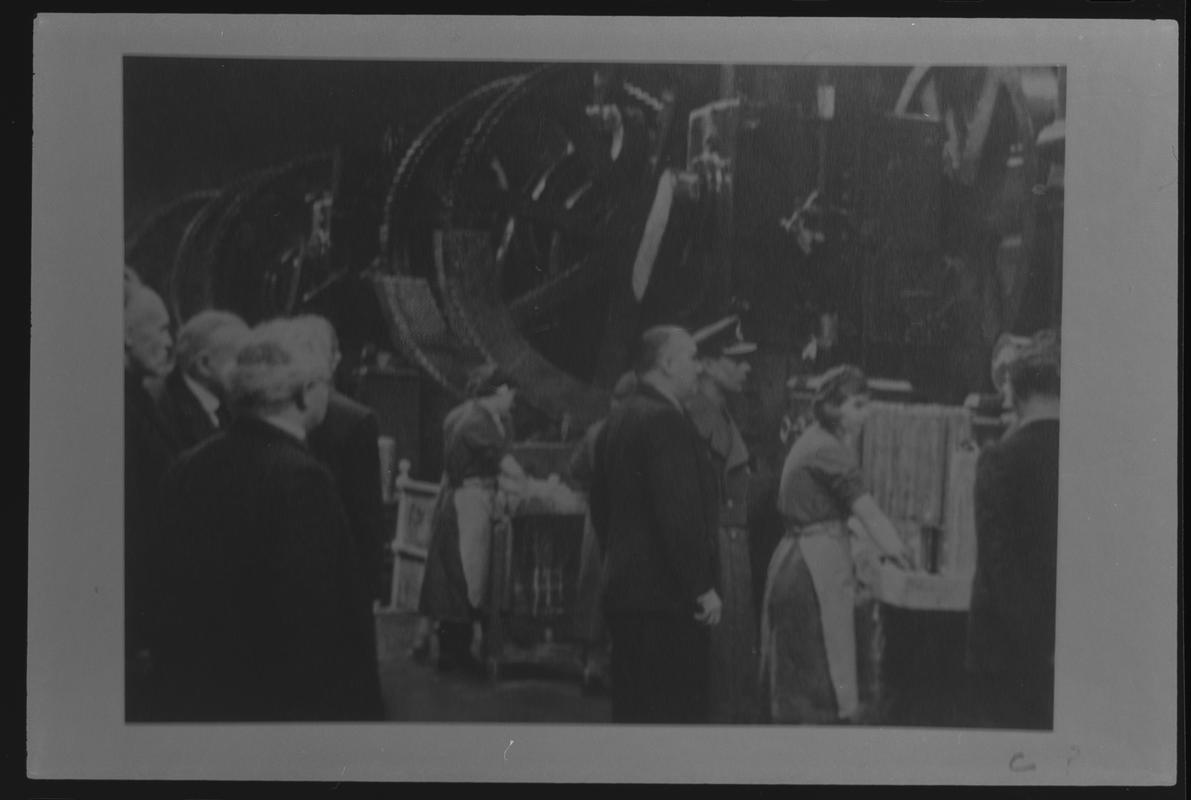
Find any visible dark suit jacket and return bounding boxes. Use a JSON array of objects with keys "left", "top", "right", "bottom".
[
  {"left": 590, "top": 382, "right": 719, "bottom": 616},
  {"left": 155, "top": 417, "right": 383, "bottom": 721},
  {"left": 966, "top": 417, "right": 1060, "bottom": 678},
  {"left": 154, "top": 367, "right": 221, "bottom": 453},
  {"left": 307, "top": 391, "right": 387, "bottom": 599},
  {"left": 124, "top": 370, "right": 181, "bottom": 657}
]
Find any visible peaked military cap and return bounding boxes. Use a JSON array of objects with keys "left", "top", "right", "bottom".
[{"left": 692, "top": 315, "right": 757, "bottom": 359}]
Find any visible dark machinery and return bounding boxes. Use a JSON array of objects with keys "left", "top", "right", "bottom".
[
  {"left": 379, "top": 64, "right": 715, "bottom": 429},
  {"left": 125, "top": 62, "right": 1065, "bottom": 470}
]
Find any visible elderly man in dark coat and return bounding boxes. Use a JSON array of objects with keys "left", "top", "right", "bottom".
[
  {"left": 154, "top": 309, "right": 249, "bottom": 452},
  {"left": 123, "top": 273, "right": 177, "bottom": 720},
  {"left": 154, "top": 319, "right": 384, "bottom": 721},
  {"left": 590, "top": 325, "right": 722, "bottom": 723},
  {"left": 965, "top": 330, "right": 1061, "bottom": 730}
]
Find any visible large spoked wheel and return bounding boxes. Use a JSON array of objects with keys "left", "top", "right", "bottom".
[
  {"left": 125, "top": 190, "right": 220, "bottom": 295},
  {"left": 169, "top": 153, "right": 339, "bottom": 325},
  {"left": 439, "top": 65, "right": 676, "bottom": 428},
  {"left": 376, "top": 76, "right": 525, "bottom": 397}
]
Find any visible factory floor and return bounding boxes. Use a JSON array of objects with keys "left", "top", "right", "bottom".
[
  {"left": 373, "top": 610, "right": 612, "bottom": 724},
  {"left": 371, "top": 606, "right": 977, "bottom": 727}
]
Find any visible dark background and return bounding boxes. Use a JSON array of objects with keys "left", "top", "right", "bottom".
[{"left": 123, "top": 57, "right": 534, "bottom": 230}]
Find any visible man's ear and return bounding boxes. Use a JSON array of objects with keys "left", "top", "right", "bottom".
[{"left": 293, "top": 386, "right": 309, "bottom": 412}]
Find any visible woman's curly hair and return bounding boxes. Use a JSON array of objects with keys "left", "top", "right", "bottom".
[{"left": 811, "top": 364, "right": 869, "bottom": 431}]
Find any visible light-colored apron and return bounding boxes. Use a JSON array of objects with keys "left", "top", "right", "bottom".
[
  {"left": 759, "top": 520, "right": 859, "bottom": 721},
  {"left": 454, "top": 483, "right": 496, "bottom": 609}
]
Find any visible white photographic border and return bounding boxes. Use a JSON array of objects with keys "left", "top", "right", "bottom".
[{"left": 30, "top": 14, "right": 1180, "bottom": 784}]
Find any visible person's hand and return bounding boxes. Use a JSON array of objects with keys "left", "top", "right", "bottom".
[
  {"left": 694, "top": 589, "right": 723, "bottom": 626},
  {"left": 882, "top": 547, "right": 916, "bottom": 572}
]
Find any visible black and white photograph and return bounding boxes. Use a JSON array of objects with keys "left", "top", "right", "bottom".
[
  {"left": 121, "top": 55, "right": 1069, "bottom": 730},
  {"left": 30, "top": 14, "right": 1179, "bottom": 784}
]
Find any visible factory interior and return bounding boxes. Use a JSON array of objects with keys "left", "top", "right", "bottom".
[{"left": 123, "top": 58, "right": 1066, "bottom": 727}]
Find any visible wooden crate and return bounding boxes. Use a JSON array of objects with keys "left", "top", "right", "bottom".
[
  {"left": 390, "top": 552, "right": 427, "bottom": 611},
  {"left": 377, "top": 461, "right": 441, "bottom": 613}
]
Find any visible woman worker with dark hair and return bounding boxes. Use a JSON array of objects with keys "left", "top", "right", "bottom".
[
  {"left": 759, "top": 365, "right": 913, "bottom": 724},
  {"left": 413, "top": 363, "right": 526, "bottom": 674}
]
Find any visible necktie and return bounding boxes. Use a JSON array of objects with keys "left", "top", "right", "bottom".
[{"left": 215, "top": 404, "right": 233, "bottom": 428}]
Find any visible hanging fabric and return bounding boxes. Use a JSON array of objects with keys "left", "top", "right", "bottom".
[{"left": 857, "top": 402, "right": 975, "bottom": 575}]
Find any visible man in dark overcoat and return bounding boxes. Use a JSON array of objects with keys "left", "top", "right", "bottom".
[
  {"left": 966, "top": 330, "right": 1061, "bottom": 729},
  {"left": 590, "top": 325, "right": 722, "bottom": 723},
  {"left": 154, "top": 319, "right": 384, "bottom": 721},
  {"left": 687, "top": 315, "right": 760, "bottom": 723},
  {"left": 298, "top": 315, "right": 388, "bottom": 603},
  {"left": 123, "top": 274, "right": 178, "bottom": 720}
]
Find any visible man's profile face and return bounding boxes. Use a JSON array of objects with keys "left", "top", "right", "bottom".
[
  {"left": 838, "top": 392, "right": 872, "bottom": 434},
  {"left": 203, "top": 342, "right": 241, "bottom": 395},
  {"left": 703, "top": 354, "right": 751, "bottom": 395},
  {"left": 662, "top": 333, "right": 701, "bottom": 399},
  {"left": 301, "top": 374, "right": 332, "bottom": 431},
  {"left": 125, "top": 290, "right": 174, "bottom": 379},
  {"left": 196, "top": 328, "right": 248, "bottom": 396}
]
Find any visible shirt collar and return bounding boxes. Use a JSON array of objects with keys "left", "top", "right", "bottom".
[
  {"left": 259, "top": 415, "right": 307, "bottom": 442},
  {"left": 641, "top": 376, "right": 684, "bottom": 412},
  {"left": 183, "top": 373, "right": 222, "bottom": 416}
]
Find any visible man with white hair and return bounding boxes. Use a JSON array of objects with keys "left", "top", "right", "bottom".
[
  {"left": 153, "top": 319, "right": 384, "bottom": 721},
  {"left": 124, "top": 274, "right": 174, "bottom": 384},
  {"left": 156, "top": 309, "right": 249, "bottom": 451},
  {"left": 123, "top": 272, "right": 178, "bottom": 721}
]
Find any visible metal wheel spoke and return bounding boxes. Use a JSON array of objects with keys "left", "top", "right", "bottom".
[
  {"left": 505, "top": 197, "right": 599, "bottom": 239},
  {"left": 507, "top": 253, "right": 609, "bottom": 321}
]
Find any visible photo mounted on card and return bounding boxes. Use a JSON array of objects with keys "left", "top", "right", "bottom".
[{"left": 29, "top": 13, "right": 1179, "bottom": 785}]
